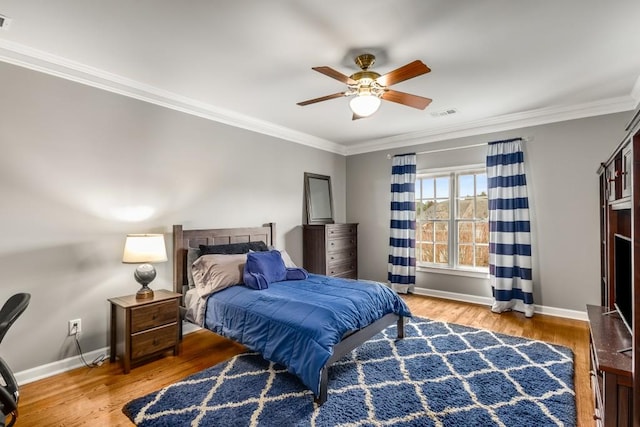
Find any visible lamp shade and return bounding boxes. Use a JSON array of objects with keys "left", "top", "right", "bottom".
[
  {"left": 349, "top": 94, "right": 381, "bottom": 117},
  {"left": 122, "top": 234, "right": 167, "bottom": 264}
]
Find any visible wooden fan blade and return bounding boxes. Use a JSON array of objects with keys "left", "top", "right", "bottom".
[
  {"left": 376, "top": 60, "right": 431, "bottom": 87},
  {"left": 381, "top": 90, "right": 432, "bottom": 110},
  {"left": 297, "top": 92, "right": 347, "bottom": 106},
  {"left": 312, "top": 66, "right": 357, "bottom": 85}
]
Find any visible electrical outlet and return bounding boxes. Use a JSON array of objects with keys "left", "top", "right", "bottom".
[{"left": 68, "top": 318, "right": 81, "bottom": 335}]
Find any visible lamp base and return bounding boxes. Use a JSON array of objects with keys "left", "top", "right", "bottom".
[
  {"left": 136, "top": 284, "right": 154, "bottom": 300},
  {"left": 134, "top": 263, "right": 156, "bottom": 299}
]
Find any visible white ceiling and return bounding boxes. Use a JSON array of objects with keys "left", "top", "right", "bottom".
[{"left": 1, "top": 1, "right": 639, "bottom": 155}]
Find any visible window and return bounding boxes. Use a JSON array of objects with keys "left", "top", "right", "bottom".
[{"left": 415, "top": 166, "right": 489, "bottom": 272}]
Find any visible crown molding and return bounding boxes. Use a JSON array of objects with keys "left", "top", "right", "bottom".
[
  {"left": 345, "top": 95, "right": 638, "bottom": 155},
  {"left": 0, "top": 39, "right": 346, "bottom": 155},
  {"left": 0, "top": 39, "right": 637, "bottom": 158}
]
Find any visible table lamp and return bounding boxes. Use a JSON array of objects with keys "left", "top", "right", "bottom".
[{"left": 122, "top": 234, "right": 168, "bottom": 299}]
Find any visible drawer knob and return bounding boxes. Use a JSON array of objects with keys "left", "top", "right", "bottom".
[{"left": 153, "top": 338, "right": 158, "bottom": 346}]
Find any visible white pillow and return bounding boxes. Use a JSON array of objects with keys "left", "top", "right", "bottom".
[
  {"left": 280, "top": 250, "right": 297, "bottom": 268},
  {"left": 267, "top": 246, "right": 297, "bottom": 268}
]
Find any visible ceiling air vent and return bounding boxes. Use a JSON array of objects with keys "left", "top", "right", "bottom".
[
  {"left": 0, "top": 15, "right": 12, "bottom": 31},
  {"left": 430, "top": 108, "right": 458, "bottom": 118}
]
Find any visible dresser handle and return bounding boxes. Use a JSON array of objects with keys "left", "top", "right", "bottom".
[{"left": 153, "top": 338, "right": 158, "bottom": 346}]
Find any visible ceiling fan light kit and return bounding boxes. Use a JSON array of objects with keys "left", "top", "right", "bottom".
[
  {"left": 349, "top": 94, "right": 381, "bottom": 117},
  {"left": 297, "top": 53, "right": 432, "bottom": 120}
]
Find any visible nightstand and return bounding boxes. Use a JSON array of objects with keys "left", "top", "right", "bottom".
[{"left": 109, "top": 289, "right": 181, "bottom": 373}]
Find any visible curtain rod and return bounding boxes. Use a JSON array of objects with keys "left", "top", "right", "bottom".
[{"left": 386, "top": 136, "right": 532, "bottom": 159}]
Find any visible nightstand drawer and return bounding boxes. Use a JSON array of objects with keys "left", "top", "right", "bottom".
[
  {"left": 131, "top": 300, "right": 177, "bottom": 333},
  {"left": 131, "top": 323, "right": 178, "bottom": 359}
]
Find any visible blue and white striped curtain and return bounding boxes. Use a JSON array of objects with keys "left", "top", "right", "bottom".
[
  {"left": 486, "top": 139, "right": 534, "bottom": 317},
  {"left": 388, "top": 153, "right": 416, "bottom": 294}
]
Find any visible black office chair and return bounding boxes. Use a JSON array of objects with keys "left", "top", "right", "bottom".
[{"left": 0, "top": 293, "right": 31, "bottom": 427}]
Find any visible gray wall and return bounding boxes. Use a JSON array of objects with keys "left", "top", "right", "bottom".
[
  {"left": 347, "top": 113, "right": 631, "bottom": 312},
  {"left": 0, "top": 56, "right": 633, "bottom": 375},
  {"left": 0, "top": 61, "right": 346, "bottom": 373}
]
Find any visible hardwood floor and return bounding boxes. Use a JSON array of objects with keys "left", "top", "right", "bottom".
[{"left": 15, "top": 294, "right": 592, "bottom": 426}]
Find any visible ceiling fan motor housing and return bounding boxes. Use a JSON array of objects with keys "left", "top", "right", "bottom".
[{"left": 354, "top": 53, "right": 376, "bottom": 70}]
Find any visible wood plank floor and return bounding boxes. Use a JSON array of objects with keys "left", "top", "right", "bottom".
[{"left": 15, "top": 294, "right": 592, "bottom": 426}]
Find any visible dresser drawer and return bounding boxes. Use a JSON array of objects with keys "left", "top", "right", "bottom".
[
  {"left": 332, "top": 269, "right": 357, "bottom": 279},
  {"left": 327, "top": 259, "right": 357, "bottom": 276},
  {"left": 327, "top": 248, "right": 357, "bottom": 265},
  {"left": 131, "top": 300, "right": 177, "bottom": 333},
  {"left": 131, "top": 323, "right": 178, "bottom": 360},
  {"left": 327, "top": 224, "right": 357, "bottom": 238},
  {"left": 327, "top": 236, "right": 357, "bottom": 253}
]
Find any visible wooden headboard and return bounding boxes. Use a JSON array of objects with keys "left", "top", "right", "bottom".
[{"left": 172, "top": 223, "right": 276, "bottom": 295}]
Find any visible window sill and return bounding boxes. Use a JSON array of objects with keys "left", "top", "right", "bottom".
[{"left": 416, "top": 265, "right": 490, "bottom": 279}]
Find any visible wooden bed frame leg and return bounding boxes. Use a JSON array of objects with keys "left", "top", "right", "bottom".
[
  {"left": 397, "top": 315, "right": 405, "bottom": 339},
  {"left": 315, "top": 367, "right": 328, "bottom": 405}
]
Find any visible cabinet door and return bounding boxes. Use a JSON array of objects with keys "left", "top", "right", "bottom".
[
  {"left": 622, "top": 144, "right": 632, "bottom": 198},
  {"left": 607, "top": 164, "right": 617, "bottom": 202}
]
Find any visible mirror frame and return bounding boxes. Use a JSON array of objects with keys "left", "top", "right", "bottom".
[{"left": 304, "top": 172, "right": 335, "bottom": 225}]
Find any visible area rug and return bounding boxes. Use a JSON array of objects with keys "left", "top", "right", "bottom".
[{"left": 123, "top": 317, "right": 575, "bottom": 426}]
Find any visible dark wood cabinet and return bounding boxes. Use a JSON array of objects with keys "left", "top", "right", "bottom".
[
  {"left": 587, "top": 305, "right": 632, "bottom": 426},
  {"left": 109, "top": 289, "right": 181, "bottom": 373},
  {"left": 596, "top": 105, "right": 640, "bottom": 426},
  {"left": 303, "top": 223, "right": 358, "bottom": 279}
]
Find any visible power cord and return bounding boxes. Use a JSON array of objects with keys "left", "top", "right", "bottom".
[{"left": 71, "top": 326, "right": 107, "bottom": 368}]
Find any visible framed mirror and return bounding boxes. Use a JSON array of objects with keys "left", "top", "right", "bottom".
[{"left": 304, "top": 172, "right": 334, "bottom": 225}]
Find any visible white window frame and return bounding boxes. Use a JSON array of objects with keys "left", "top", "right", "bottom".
[{"left": 416, "top": 164, "right": 489, "bottom": 279}]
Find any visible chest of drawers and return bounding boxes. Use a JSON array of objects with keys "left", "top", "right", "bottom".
[{"left": 303, "top": 223, "right": 358, "bottom": 279}]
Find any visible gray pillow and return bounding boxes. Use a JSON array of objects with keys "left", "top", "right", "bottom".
[{"left": 186, "top": 247, "right": 201, "bottom": 288}]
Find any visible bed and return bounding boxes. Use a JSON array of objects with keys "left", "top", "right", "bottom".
[{"left": 172, "top": 223, "right": 410, "bottom": 404}]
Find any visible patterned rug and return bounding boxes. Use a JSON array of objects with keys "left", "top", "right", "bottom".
[{"left": 123, "top": 317, "right": 575, "bottom": 426}]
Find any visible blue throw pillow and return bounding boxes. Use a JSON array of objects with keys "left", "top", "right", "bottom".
[
  {"left": 243, "top": 250, "right": 287, "bottom": 290},
  {"left": 285, "top": 268, "right": 309, "bottom": 281}
]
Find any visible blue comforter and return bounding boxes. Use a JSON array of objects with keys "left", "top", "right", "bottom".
[{"left": 204, "top": 274, "right": 411, "bottom": 395}]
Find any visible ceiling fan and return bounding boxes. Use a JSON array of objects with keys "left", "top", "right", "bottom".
[{"left": 297, "top": 53, "right": 432, "bottom": 120}]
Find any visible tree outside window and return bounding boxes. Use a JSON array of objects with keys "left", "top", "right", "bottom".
[{"left": 416, "top": 168, "right": 489, "bottom": 271}]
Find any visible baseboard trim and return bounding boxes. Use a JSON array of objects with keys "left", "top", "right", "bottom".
[
  {"left": 15, "top": 321, "right": 202, "bottom": 386},
  {"left": 15, "top": 346, "right": 109, "bottom": 386},
  {"left": 410, "top": 287, "right": 588, "bottom": 321}
]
